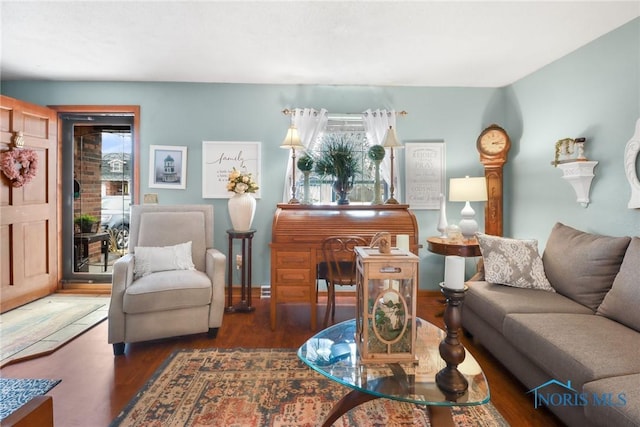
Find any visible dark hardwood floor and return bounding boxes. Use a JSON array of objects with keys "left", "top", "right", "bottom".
[{"left": 1, "top": 293, "right": 564, "bottom": 426}]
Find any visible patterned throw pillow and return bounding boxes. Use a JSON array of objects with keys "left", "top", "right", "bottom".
[
  {"left": 476, "top": 233, "right": 554, "bottom": 292},
  {"left": 134, "top": 241, "right": 195, "bottom": 278}
]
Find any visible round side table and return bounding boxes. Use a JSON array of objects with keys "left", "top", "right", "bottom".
[
  {"left": 226, "top": 229, "right": 256, "bottom": 313},
  {"left": 426, "top": 236, "right": 481, "bottom": 258}
]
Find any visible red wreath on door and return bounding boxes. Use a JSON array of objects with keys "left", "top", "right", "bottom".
[{"left": 1, "top": 148, "right": 39, "bottom": 188}]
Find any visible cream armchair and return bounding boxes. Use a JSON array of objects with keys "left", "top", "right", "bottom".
[{"left": 108, "top": 205, "right": 226, "bottom": 355}]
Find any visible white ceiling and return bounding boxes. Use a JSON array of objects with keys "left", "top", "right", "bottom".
[{"left": 1, "top": 1, "right": 639, "bottom": 87}]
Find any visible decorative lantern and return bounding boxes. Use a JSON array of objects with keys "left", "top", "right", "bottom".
[{"left": 355, "top": 246, "right": 419, "bottom": 363}]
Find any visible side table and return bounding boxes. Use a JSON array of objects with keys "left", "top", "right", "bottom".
[
  {"left": 226, "top": 229, "right": 256, "bottom": 313},
  {"left": 426, "top": 236, "right": 481, "bottom": 258},
  {"left": 74, "top": 232, "right": 110, "bottom": 272},
  {"left": 427, "top": 236, "right": 483, "bottom": 316}
]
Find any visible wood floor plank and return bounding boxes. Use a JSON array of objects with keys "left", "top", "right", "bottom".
[{"left": 0, "top": 294, "right": 563, "bottom": 427}]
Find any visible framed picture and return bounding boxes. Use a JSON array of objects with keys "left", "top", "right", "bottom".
[
  {"left": 404, "top": 141, "right": 445, "bottom": 209},
  {"left": 149, "top": 145, "right": 187, "bottom": 189},
  {"left": 202, "top": 141, "right": 261, "bottom": 198}
]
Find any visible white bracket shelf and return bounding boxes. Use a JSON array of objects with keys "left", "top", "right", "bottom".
[{"left": 557, "top": 161, "right": 598, "bottom": 207}]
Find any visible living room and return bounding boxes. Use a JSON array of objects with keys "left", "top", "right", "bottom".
[{"left": 1, "top": 2, "right": 639, "bottom": 426}]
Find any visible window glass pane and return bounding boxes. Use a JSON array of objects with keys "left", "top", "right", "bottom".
[{"left": 301, "top": 118, "right": 386, "bottom": 204}]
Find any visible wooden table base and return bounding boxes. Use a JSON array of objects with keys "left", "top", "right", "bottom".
[{"left": 321, "top": 389, "right": 454, "bottom": 427}]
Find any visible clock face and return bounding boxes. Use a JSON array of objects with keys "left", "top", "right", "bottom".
[{"left": 478, "top": 128, "right": 509, "bottom": 156}]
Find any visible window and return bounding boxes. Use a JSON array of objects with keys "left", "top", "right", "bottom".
[{"left": 301, "top": 116, "right": 387, "bottom": 204}]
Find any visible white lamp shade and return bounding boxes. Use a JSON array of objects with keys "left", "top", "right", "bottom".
[
  {"left": 281, "top": 125, "right": 304, "bottom": 149},
  {"left": 449, "top": 176, "right": 488, "bottom": 202},
  {"left": 383, "top": 126, "right": 403, "bottom": 149}
]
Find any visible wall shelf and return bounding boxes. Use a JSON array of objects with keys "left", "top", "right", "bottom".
[{"left": 557, "top": 161, "right": 598, "bottom": 207}]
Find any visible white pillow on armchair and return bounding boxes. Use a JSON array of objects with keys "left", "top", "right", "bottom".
[{"left": 133, "top": 241, "right": 195, "bottom": 278}]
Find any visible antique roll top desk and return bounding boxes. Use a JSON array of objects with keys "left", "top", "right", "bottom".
[{"left": 270, "top": 204, "right": 419, "bottom": 330}]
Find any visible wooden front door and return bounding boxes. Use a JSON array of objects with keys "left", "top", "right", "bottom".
[{"left": 1, "top": 95, "right": 58, "bottom": 312}]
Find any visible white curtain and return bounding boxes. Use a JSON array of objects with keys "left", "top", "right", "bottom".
[
  {"left": 281, "top": 108, "right": 328, "bottom": 202},
  {"left": 362, "top": 109, "right": 400, "bottom": 202}
]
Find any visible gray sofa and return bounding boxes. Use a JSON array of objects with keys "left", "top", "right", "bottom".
[{"left": 462, "top": 223, "right": 640, "bottom": 427}]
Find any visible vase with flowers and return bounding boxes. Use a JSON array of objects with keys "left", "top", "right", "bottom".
[
  {"left": 227, "top": 167, "right": 259, "bottom": 231},
  {"left": 314, "top": 135, "right": 360, "bottom": 205}
]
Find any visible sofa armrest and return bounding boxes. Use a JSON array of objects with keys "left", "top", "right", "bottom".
[
  {"left": 205, "top": 248, "right": 226, "bottom": 328},
  {"left": 108, "top": 253, "right": 135, "bottom": 344}
]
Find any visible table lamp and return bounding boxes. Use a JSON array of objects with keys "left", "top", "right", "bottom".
[
  {"left": 280, "top": 125, "right": 304, "bottom": 204},
  {"left": 449, "top": 176, "right": 488, "bottom": 239}
]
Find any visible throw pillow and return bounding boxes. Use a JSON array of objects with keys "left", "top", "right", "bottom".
[
  {"left": 134, "top": 241, "right": 195, "bottom": 278},
  {"left": 476, "top": 233, "right": 554, "bottom": 292},
  {"left": 542, "top": 223, "right": 631, "bottom": 311},
  {"left": 597, "top": 237, "right": 640, "bottom": 331}
]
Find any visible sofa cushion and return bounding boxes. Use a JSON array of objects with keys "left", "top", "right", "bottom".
[
  {"left": 597, "top": 237, "right": 640, "bottom": 332},
  {"left": 503, "top": 313, "right": 640, "bottom": 389},
  {"left": 542, "top": 223, "right": 631, "bottom": 311},
  {"left": 476, "top": 233, "right": 554, "bottom": 291},
  {"left": 583, "top": 374, "right": 640, "bottom": 427},
  {"left": 123, "top": 269, "right": 212, "bottom": 314},
  {"left": 133, "top": 241, "right": 195, "bottom": 278},
  {"left": 465, "top": 281, "right": 592, "bottom": 332}
]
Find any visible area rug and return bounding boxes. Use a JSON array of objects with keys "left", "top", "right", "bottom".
[
  {"left": 0, "top": 378, "right": 61, "bottom": 420},
  {"left": 0, "top": 294, "right": 110, "bottom": 367},
  {"left": 111, "top": 348, "right": 509, "bottom": 427}
]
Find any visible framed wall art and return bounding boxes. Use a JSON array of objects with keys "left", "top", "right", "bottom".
[
  {"left": 149, "top": 145, "right": 187, "bottom": 189},
  {"left": 404, "top": 141, "right": 445, "bottom": 209},
  {"left": 202, "top": 141, "right": 261, "bottom": 198}
]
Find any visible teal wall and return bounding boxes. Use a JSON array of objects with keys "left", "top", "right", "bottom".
[
  {"left": 2, "top": 18, "right": 638, "bottom": 290},
  {"left": 505, "top": 17, "right": 640, "bottom": 247}
]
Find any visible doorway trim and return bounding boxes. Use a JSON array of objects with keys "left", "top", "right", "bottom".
[{"left": 50, "top": 105, "right": 140, "bottom": 290}]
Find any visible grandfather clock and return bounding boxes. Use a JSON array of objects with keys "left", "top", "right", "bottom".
[{"left": 476, "top": 124, "right": 511, "bottom": 237}]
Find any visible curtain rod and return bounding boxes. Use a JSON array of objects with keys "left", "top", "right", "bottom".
[{"left": 282, "top": 109, "right": 407, "bottom": 116}]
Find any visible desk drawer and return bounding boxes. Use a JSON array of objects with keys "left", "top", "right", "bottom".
[
  {"left": 275, "top": 251, "right": 310, "bottom": 268},
  {"left": 276, "top": 268, "right": 310, "bottom": 285},
  {"left": 275, "top": 285, "right": 310, "bottom": 302}
]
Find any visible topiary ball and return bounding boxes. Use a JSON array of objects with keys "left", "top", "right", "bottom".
[
  {"left": 368, "top": 145, "right": 386, "bottom": 162},
  {"left": 297, "top": 155, "right": 314, "bottom": 172}
]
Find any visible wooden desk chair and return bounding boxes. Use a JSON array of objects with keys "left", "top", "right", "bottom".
[{"left": 318, "top": 235, "right": 369, "bottom": 328}]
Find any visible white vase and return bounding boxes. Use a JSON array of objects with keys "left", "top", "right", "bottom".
[
  {"left": 228, "top": 192, "right": 256, "bottom": 232},
  {"left": 437, "top": 193, "right": 448, "bottom": 237}
]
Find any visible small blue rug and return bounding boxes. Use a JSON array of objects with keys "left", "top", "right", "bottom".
[{"left": 0, "top": 378, "right": 61, "bottom": 420}]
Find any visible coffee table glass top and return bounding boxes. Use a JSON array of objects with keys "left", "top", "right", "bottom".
[{"left": 298, "top": 318, "right": 490, "bottom": 407}]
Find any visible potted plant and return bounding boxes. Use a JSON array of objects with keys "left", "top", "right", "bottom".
[
  {"left": 367, "top": 145, "right": 386, "bottom": 204},
  {"left": 297, "top": 154, "right": 314, "bottom": 204},
  {"left": 74, "top": 213, "right": 99, "bottom": 233},
  {"left": 314, "top": 134, "right": 361, "bottom": 205}
]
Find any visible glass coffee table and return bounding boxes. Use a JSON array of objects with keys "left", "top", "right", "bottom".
[{"left": 298, "top": 317, "right": 490, "bottom": 427}]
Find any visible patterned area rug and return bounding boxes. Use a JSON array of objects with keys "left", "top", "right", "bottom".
[
  {"left": 0, "top": 294, "right": 110, "bottom": 367},
  {"left": 111, "top": 348, "right": 509, "bottom": 427},
  {"left": 0, "top": 378, "right": 61, "bottom": 420}
]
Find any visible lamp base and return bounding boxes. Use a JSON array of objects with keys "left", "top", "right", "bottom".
[
  {"left": 458, "top": 201, "right": 478, "bottom": 239},
  {"left": 385, "top": 197, "right": 399, "bottom": 204},
  {"left": 288, "top": 197, "right": 300, "bottom": 204}
]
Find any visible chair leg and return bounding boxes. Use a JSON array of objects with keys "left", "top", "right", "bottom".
[
  {"left": 207, "top": 327, "right": 219, "bottom": 338},
  {"left": 323, "top": 283, "right": 334, "bottom": 329},
  {"left": 113, "top": 342, "right": 125, "bottom": 356}
]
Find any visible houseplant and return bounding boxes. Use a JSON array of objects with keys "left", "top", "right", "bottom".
[
  {"left": 314, "top": 134, "right": 360, "bottom": 205},
  {"left": 74, "top": 214, "right": 99, "bottom": 233},
  {"left": 367, "top": 145, "right": 385, "bottom": 204},
  {"left": 297, "top": 154, "right": 314, "bottom": 204}
]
